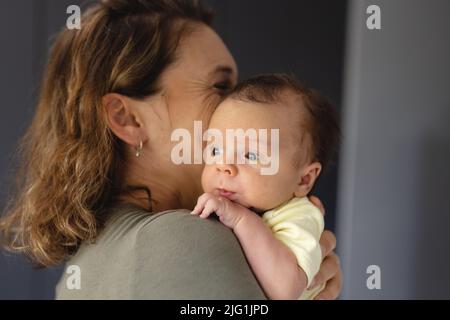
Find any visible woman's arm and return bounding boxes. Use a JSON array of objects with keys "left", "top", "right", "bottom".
[{"left": 309, "top": 196, "right": 342, "bottom": 300}]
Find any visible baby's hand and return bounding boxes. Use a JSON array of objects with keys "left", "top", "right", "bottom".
[{"left": 191, "top": 193, "right": 250, "bottom": 229}]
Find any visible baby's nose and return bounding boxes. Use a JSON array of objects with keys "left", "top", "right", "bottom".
[{"left": 216, "top": 163, "right": 237, "bottom": 177}]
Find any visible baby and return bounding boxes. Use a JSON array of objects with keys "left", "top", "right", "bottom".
[{"left": 191, "top": 74, "right": 340, "bottom": 300}]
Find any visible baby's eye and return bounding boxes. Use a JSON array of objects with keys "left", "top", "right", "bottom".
[
  {"left": 245, "top": 152, "right": 259, "bottom": 162},
  {"left": 212, "top": 147, "right": 223, "bottom": 157}
]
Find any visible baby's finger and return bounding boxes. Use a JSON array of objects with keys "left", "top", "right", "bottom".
[
  {"left": 191, "top": 202, "right": 201, "bottom": 215},
  {"left": 191, "top": 193, "right": 213, "bottom": 215},
  {"left": 309, "top": 252, "right": 340, "bottom": 290},
  {"left": 309, "top": 196, "right": 325, "bottom": 216},
  {"left": 199, "top": 199, "right": 219, "bottom": 219},
  {"left": 319, "top": 230, "right": 337, "bottom": 259},
  {"left": 313, "top": 264, "right": 342, "bottom": 300},
  {"left": 191, "top": 203, "right": 203, "bottom": 215}
]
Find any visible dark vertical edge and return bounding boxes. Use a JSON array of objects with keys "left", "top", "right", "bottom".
[{"left": 30, "top": 0, "right": 50, "bottom": 300}]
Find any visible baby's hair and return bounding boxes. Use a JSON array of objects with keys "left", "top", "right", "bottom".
[{"left": 228, "top": 73, "right": 340, "bottom": 170}]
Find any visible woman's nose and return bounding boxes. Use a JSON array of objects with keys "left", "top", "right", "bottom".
[{"left": 216, "top": 164, "right": 237, "bottom": 177}]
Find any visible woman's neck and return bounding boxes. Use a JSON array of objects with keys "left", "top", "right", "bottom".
[{"left": 119, "top": 157, "right": 202, "bottom": 212}]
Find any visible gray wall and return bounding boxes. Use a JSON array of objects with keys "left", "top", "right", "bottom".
[
  {"left": 0, "top": 0, "right": 46, "bottom": 299},
  {"left": 337, "top": 0, "right": 450, "bottom": 299},
  {"left": 0, "top": 0, "right": 79, "bottom": 300}
]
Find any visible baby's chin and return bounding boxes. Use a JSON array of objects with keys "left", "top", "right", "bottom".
[
  {"left": 231, "top": 198, "right": 266, "bottom": 215},
  {"left": 247, "top": 206, "right": 266, "bottom": 215},
  {"left": 240, "top": 199, "right": 286, "bottom": 215}
]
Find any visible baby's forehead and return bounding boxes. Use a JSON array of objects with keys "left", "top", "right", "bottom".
[
  {"left": 213, "top": 92, "right": 307, "bottom": 127},
  {"left": 211, "top": 95, "right": 310, "bottom": 150},
  {"left": 211, "top": 94, "right": 312, "bottom": 158}
]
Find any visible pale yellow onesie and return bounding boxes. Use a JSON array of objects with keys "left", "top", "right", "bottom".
[{"left": 262, "top": 197, "right": 326, "bottom": 300}]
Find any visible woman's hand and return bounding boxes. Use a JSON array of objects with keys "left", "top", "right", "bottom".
[{"left": 308, "top": 196, "right": 343, "bottom": 300}]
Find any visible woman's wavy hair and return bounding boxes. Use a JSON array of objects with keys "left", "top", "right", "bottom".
[{"left": 0, "top": 0, "right": 213, "bottom": 267}]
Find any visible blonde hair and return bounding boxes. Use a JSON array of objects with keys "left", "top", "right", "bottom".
[{"left": 0, "top": 0, "right": 212, "bottom": 267}]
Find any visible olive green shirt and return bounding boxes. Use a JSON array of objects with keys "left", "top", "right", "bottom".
[{"left": 55, "top": 203, "right": 267, "bottom": 299}]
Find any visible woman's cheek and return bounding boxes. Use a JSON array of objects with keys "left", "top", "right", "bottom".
[{"left": 201, "top": 167, "right": 213, "bottom": 192}]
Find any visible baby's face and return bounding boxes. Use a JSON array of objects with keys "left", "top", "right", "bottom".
[{"left": 201, "top": 96, "right": 311, "bottom": 212}]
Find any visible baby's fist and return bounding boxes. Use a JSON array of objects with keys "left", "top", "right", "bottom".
[
  {"left": 191, "top": 193, "right": 247, "bottom": 229},
  {"left": 191, "top": 193, "right": 226, "bottom": 219}
]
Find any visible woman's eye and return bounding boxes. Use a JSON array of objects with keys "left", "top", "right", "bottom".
[
  {"left": 212, "top": 147, "right": 223, "bottom": 156},
  {"left": 213, "top": 81, "right": 232, "bottom": 93},
  {"left": 245, "top": 152, "right": 259, "bottom": 161}
]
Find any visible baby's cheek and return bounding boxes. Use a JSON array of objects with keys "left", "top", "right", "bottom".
[{"left": 247, "top": 177, "right": 282, "bottom": 210}]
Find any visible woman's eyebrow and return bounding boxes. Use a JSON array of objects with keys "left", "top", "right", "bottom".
[{"left": 209, "top": 65, "right": 236, "bottom": 77}]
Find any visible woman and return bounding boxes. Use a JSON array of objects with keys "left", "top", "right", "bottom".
[{"left": 0, "top": 0, "right": 341, "bottom": 299}]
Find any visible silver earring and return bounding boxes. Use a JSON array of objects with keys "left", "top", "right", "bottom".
[{"left": 135, "top": 140, "right": 143, "bottom": 158}]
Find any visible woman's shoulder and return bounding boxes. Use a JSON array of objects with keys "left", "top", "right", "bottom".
[
  {"left": 100, "top": 202, "right": 250, "bottom": 267},
  {"left": 57, "top": 203, "right": 265, "bottom": 299},
  {"left": 102, "top": 202, "right": 232, "bottom": 243},
  {"left": 116, "top": 204, "right": 266, "bottom": 299},
  {"left": 124, "top": 203, "right": 244, "bottom": 259}
]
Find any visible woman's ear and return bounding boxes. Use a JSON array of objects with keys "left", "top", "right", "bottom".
[
  {"left": 102, "top": 93, "right": 145, "bottom": 146},
  {"left": 294, "top": 162, "right": 322, "bottom": 198}
]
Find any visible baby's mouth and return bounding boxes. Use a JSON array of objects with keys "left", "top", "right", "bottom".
[{"left": 217, "top": 188, "right": 236, "bottom": 199}]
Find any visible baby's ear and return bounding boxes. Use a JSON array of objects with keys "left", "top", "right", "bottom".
[{"left": 294, "top": 162, "right": 322, "bottom": 198}]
